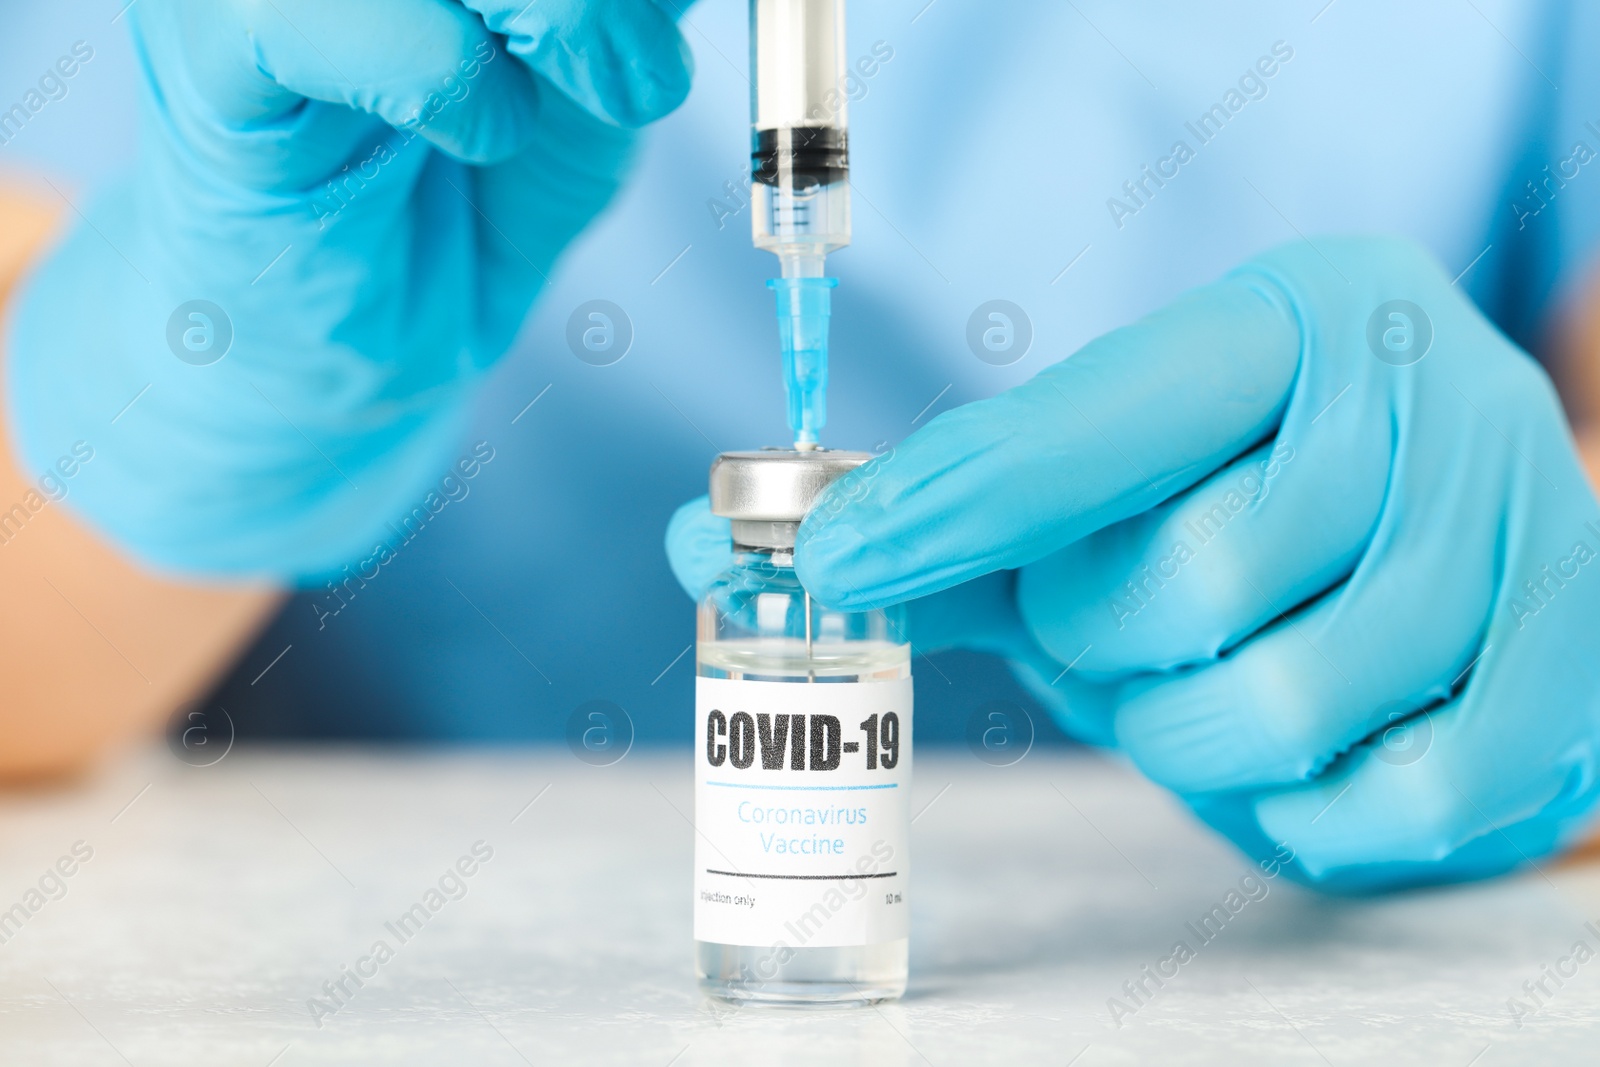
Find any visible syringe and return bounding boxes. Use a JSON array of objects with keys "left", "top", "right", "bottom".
[{"left": 750, "top": 0, "right": 851, "bottom": 451}]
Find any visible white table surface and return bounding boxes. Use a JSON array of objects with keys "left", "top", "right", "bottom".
[{"left": 0, "top": 745, "right": 1595, "bottom": 1065}]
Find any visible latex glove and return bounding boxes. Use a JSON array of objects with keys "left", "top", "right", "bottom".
[
  {"left": 7, "top": 0, "right": 692, "bottom": 578},
  {"left": 665, "top": 499, "right": 1119, "bottom": 747},
  {"left": 789, "top": 236, "right": 1600, "bottom": 891}
]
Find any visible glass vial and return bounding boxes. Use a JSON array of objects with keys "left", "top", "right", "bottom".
[{"left": 694, "top": 450, "right": 911, "bottom": 1006}]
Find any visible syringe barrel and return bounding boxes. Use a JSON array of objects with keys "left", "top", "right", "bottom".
[{"left": 750, "top": 0, "right": 851, "bottom": 266}]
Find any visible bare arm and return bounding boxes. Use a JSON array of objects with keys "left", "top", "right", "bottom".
[
  {"left": 1530, "top": 263, "right": 1600, "bottom": 861},
  {"left": 0, "top": 185, "right": 282, "bottom": 781},
  {"left": 1549, "top": 262, "right": 1600, "bottom": 492}
]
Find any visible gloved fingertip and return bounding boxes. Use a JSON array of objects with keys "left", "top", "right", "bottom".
[
  {"left": 1252, "top": 786, "right": 1350, "bottom": 880},
  {"left": 665, "top": 495, "right": 731, "bottom": 599},
  {"left": 510, "top": 4, "right": 695, "bottom": 130},
  {"left": 614, "top": 33, "right": 694, "bottom": 128},
  {"left": 794, "top": 522, "right": 873, "bottom": 610},
  {"left": 420, "top": 76, "right": 544, "bottom": 165}
]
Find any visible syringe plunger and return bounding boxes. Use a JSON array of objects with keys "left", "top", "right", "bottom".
[
  {"left": 751, "top": 0, "right": 849, "bottom": 449},
  {"left": 750, "top": 0, "right": 851, "bottom": 268}
]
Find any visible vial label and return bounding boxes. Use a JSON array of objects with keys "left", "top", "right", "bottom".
[{"left": 694, "top": 676, "right": 912, "bottom": 949}]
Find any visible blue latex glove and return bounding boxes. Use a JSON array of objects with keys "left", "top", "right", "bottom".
[
  {"left": 675, "top": 236, "right": 1600, "bottom": 891},
  {"left": 8, "top": 0, "right": 692, "bottom": 579},
  {"left": 667, "top": 497, "right": 1117, "bottom": 745}
]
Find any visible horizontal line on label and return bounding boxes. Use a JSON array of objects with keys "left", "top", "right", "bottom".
[
  {"left": 702, "top": 781, "right": 899, "bottom": 791},
  {"left": 704, "top": 869, "right": 900, "bottom": 881}
]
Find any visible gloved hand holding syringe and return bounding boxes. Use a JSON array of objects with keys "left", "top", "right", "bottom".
[{"left": 751, "top": 0, "right": 850, "bottom": 450}]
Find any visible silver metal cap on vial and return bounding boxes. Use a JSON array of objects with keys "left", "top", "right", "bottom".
[{"left": 709, "top": 448, "right": 871, "bottom": 549}]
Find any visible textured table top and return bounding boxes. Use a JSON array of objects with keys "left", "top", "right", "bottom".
[{"left": 0, "top": 745, "right": 1595, "bottom": 1065}]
